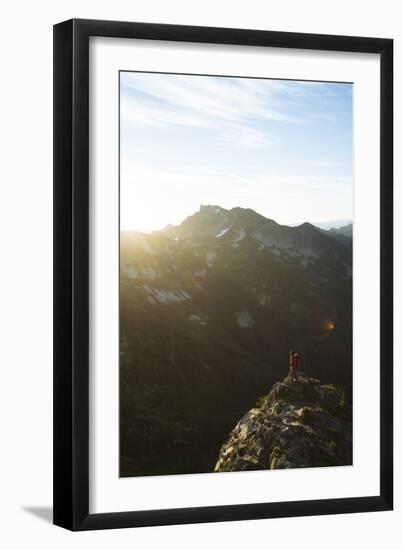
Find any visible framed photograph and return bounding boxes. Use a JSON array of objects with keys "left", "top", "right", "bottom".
[{"left": 53, "top": 19, "right": 393, "bottom": 530}]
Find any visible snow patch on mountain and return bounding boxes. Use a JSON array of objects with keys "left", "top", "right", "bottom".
[
  {"left": 189, "top": 314, "right": 202, "bottom": 321},
  {"left": 216, "top": 226, "right": 231, "bottom": 238},
  {"left": 143, "top": 285, "right": 191, "bottom": 304},
  {"left": 235, "top": 310, "right": 255, "bottom": 328},
  {"left": 257, "top": 294, "right": 271, "bottom": 306},
  {"left": 124, "top": 266, "right": 139, "bottom": 279},
  {"left": 189, "top": 313, "right": 208, "bottom": 325}
]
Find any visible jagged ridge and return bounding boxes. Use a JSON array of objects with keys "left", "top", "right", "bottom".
[{"left": 215, "top": 373, "right": 352, "bottom": 472}]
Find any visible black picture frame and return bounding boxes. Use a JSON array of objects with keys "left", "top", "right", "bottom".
[{"left": 53, "top": 18, "right": 393, "bottom": 531}]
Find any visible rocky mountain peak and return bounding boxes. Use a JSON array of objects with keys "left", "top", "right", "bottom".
[
  {"left": 159, "top": 205, "right": 348, "bottom": 263},
  {"left": 215, "top": 373, "right": 352, "bottom": 472},
  {"left": 295, "top": 221, "right": 316, "bottom": 232},
  {"left": 199, "top": 204, "right": 226, "bottom": 213}
]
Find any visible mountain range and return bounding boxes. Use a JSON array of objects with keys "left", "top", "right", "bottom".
[{"left": 120, "top": 205, "right": 352, "bottom": 477}]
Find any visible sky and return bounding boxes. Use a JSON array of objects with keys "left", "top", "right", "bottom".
[{"left": 120, "top": 71, "right": 353, "bottom": 232}]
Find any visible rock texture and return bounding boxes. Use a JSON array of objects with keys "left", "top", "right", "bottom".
[{"left": 215, "top": 373, "right": 352, "bottom": 472}]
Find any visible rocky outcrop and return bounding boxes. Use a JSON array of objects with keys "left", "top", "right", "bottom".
[{"left": 215, "top": 373, "right": 352, "bottom": 472}]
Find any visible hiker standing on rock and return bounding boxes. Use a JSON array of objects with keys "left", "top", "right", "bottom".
[{"left": 289, "top": 350, "right": 299, "bottom": 382}]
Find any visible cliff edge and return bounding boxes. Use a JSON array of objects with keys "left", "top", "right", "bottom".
[{"left": 215, "top": 373, "right": 352, "bottom": 472}]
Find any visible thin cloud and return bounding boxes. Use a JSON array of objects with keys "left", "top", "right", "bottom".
[
  {"left": 218, "top": 125, "right": 273, "bottom": 149},
  {"left": 120, "top": 74, "right": 353, "bottom": 231},
  {"left": 120, "top": 73, "right": 303, "bottom": 148}
]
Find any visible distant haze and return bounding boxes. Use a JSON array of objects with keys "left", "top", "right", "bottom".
[
  {"left": 120, "top": 72, "right": 353, "bottom": 232},
  {"left": 299, "top": 219, "right": 352, "bottom": 230}
]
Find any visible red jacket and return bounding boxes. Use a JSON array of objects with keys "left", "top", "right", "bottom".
[{"left": 291, "top": 355, "right": 299, "bottom": 369}]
